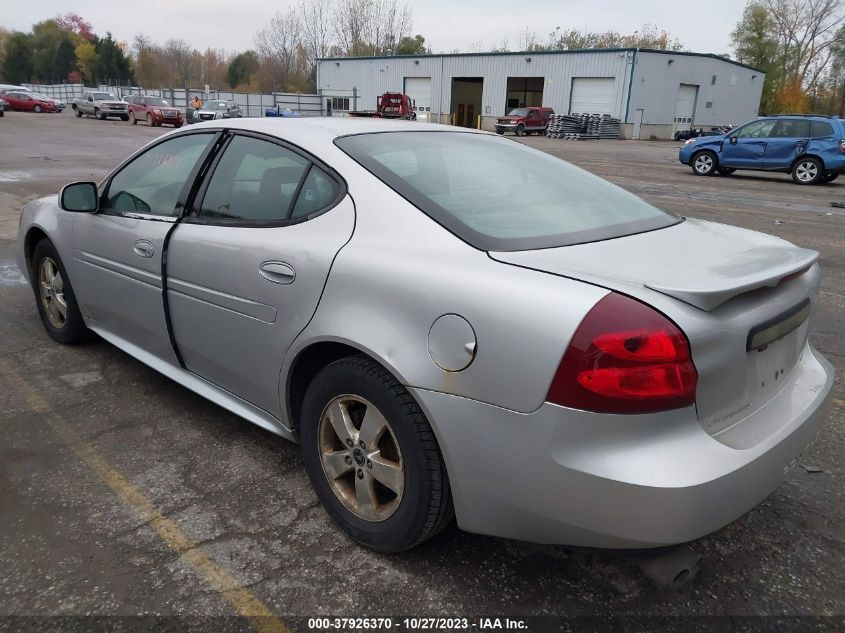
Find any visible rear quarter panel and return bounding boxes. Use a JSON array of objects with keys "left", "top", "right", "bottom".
[{"left": 284, "top": 149, "right": 608, "bottom": 415}]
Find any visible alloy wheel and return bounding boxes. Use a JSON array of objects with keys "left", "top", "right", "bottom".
[
  {"left": 318, "top": 395, "right": 404, "bottom": 522},
  {"left": 39, "top": 257, "right": 67, "bottom": 328},
  {"left": 795, "top": 161, "right": 818, "bottom": 183},
  {"left": 694, "top": 154, "right": 713, "bottom": 174}
]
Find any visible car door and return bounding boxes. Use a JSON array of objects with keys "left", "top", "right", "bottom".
[
  {"left": 763, "top": 118, "right": 809, "bottom": 170},
  {"left": 70, "top": 131, "right": 219, "bottom": 364},
  {"left": 165, "top": 132, "right": 355, "bottom": 417},
  {"left": 720, "top": 119, "right": 777, "bottom": 168}
]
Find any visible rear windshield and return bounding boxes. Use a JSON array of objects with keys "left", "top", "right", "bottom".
[{"left": 335, "top": 131, "right": 679, "bottom": 251}]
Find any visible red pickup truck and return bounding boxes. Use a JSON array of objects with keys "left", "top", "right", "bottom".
[
  {"left": 495, "top": 106, "right": 554, "bottom": 136},
  {"left": 348, "top": 93, "right": 416, "bottom": 120}
]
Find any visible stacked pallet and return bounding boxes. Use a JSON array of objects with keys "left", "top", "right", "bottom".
[{"left": 546, "top": 113, "right": 621, "bottom": 140}]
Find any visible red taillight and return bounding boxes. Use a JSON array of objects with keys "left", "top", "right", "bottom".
[
  {"left": 779, "top": 265, "right": 810, "bottom": 285},
  {"left": 547, "top": 293, "right": 697, "bottom": 414},
  {"left": 839, "top": 139, "right": 845, "bottom": 154}
]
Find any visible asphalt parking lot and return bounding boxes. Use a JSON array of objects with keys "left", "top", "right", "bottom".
[{"left": 1, "top": 111, "right": 843, "bottom": 631}]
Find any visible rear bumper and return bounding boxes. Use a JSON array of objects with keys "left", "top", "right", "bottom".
[{"left": 411, "top": 344, "right": 833, "bottom": 548}]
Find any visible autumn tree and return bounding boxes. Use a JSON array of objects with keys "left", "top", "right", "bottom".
[
  {"left": 731, "top": 2, "right": 780, "bottom": 112},
  {"left": 55, "top": 13, "right": 94, "bottom": 41},
  {"left": 395, "top": 34, "right": 428, "bottom": 55},
  {"left": 74, "top": 40, "right": 98, "bottom": 83}
]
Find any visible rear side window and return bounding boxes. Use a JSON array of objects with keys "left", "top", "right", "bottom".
[
  {"left": 771, "top": 119, "right": 809, "bottom": 138},
  {"left": 199, "top": 136, "right": 308, "bottom": 221},
  {"left": 291, "top": 167, "right": 338, "bottom": 219},
  {"left": 336, "top": 131, "right": 679, "bottom": 251},
  {"left": 810, "top": 121, "right": 834, "bottom": 138}
]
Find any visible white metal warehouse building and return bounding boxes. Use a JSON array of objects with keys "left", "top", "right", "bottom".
[{"left": 317, "top": 48, "right": 765, "bottom": 140}]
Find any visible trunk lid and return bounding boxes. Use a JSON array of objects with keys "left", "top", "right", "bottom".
[{"left": 491, "top": 218, "right": 821, "bottom": 441}]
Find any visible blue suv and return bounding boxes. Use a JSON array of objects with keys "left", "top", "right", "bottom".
[{"left": 679, "top": 115, "right": 845, "bottom": 184}]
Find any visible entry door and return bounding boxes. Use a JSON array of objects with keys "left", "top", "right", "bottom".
[
  {"left": 165, "top": 133, "right": 355, "bottom": 416},
  {"left": 720, "top": 119, "right": 777, "bottom": 168},
  {"left": 70, "top": 132, "right": 217, "bottom": 363},
  {"left": 763, "top": 118, "right": 810, "bottom": 169}
]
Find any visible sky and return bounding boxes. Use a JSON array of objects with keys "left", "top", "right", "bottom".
[{"left": 3, "top": 0, "right": 747, "bottom": 56}]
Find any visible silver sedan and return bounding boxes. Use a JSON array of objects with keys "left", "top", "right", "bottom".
[{"left": 16, "top": 118, "right": 833, "bottom": 553}]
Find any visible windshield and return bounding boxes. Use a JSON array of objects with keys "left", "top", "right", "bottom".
[
  {"left": 147, "top": 97, "right": 170, "bottom": 106},
  {"left": 93, "top": 92, "right": 116, "bottom": 101},
  {"left": 204, "top": 101, "right": 229, "bottom": 110},
  {"left": 336, "top": 132, "right": 679, "bottom": 251},
  {"left": 506, "top": 108, "right": 529, "bottom": 117}
]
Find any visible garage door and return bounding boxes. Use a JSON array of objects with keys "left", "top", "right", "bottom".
[
  {"left": 570, "top": 78, "right": 615, "bottom": 115},
  {"left": 674, "top": 84, "right": 698, "bottom": 132},
  {"left": 404, "top": 77, "right": 431, "bottom": 121}
]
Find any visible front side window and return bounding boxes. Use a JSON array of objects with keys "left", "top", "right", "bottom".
[
  {"left": 199, "top": 136, "right": 309, "bottom": 221},
  {"left": 737, "top": 120, "right": 776, "bottom": 139},
  {"left": 104, "top": 133, "right": 214, "bottom": 216},
  {"left": 336, "top": 131, "right": 679, "bottom": 251}
]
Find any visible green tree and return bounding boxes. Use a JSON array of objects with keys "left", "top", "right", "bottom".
[
  {"left": 731, "top": 2, "right": 780, "bottom": 113},
  {"left": 395, "top": 34, "right": 427, "bottom": 55},
  {"left": 227, "top": 51, "right": 258, "bottom": 88},
  {"left": 31, "top": 19, "right": 65, "bottom": 80},
  {"left": 94, "top": 32, "right": 133, "bottom": 83},
  {"left": 52, "top": 37, "right": 77, "bottom": 81},
  {"left": 3, "top": 32, "right": 34, "bottom": 84}
]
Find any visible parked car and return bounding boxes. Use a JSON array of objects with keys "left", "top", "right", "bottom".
[
  {"left": 125, "top": 95, "right": 183, "bottom": 127},
  {"left": 680, "top": 115, "right": 845, "bottom": 184},
  {"left": 31, "top": 93, "right": 66, "bottom": 111},
  {"left": 265, "top": 107, "right": 301, "bottom": 118},
  {"left": 17, "top": 119, "right": 832, "bottom": 554},
  {"left": 72, "top": 91, "right": 129, "bottom": 120},
  {"left": 193, "top": 100, "right": 242, "bottom": 122},
  {"left": 674, "top": 126, "right": 731, "bottom": 141},
  {"left": 0, "top": 90, "right": 58, "bottom": 113},
  {"left": 495, "top": 106, "right": 554, "bottom": 136}
]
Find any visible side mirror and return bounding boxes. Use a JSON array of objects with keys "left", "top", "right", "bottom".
[
  {"left": 730, "top": 136, "right": 738, "bottom": 145},
  {"left": 60, "top": 182, "right": 98, "bottom": 213}
]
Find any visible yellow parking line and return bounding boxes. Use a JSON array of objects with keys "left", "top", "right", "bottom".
[{"left": 0, "top": 359, "right": 291, "bottom": 633}]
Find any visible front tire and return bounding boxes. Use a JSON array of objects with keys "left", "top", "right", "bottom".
[
  {"left": 34, "top": 105, "right": 42, "bottom": 113},
  {"left": 129, "top": 111, "right": 137, "bottom": 125},
  {"left": 515, "top": 124, "right": 525, "bottom": 137},
  {"left": 31, "top": 240, "right": 90, "bottom": 344},
  {"left": 691, "top": 150, "right": 718, "bottom": 176},
  {"left": 94, "top": 107, "right": 103, "bottom": 120},
  {"left": 146, "top": 114, "right": 154, "bottom": 127},
  {"left": 792, "top": 157, "right": 823, "bottom": 185},
  {"left": 120, "top": 114, "right": 129, "bottom": 121},
  {"left": 300, "top": 356, "right": 453, "bottom": 552}
]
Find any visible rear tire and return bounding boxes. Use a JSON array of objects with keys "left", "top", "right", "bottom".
[
  {"left": 30, "top": 240, "right": 91, "bottom": 345},
  {"left": 74, "top": 105, "right": 81, "bottom": 118},
  {"left": 300, "top": 356, "right": 453, "bottom": 552},
  {"left": 792, "top": 157, "right": 823, "bottom": 185},
  {"left": 691, "top": 151, "right": 718, "bottom": 176}
]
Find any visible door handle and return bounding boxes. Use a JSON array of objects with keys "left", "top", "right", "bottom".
[
  {"left": 133, "top": 239, "right": 154, "bottom": 258},
  {"left": 259, "top": 261, "right": 295, "bottom": 284}
]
